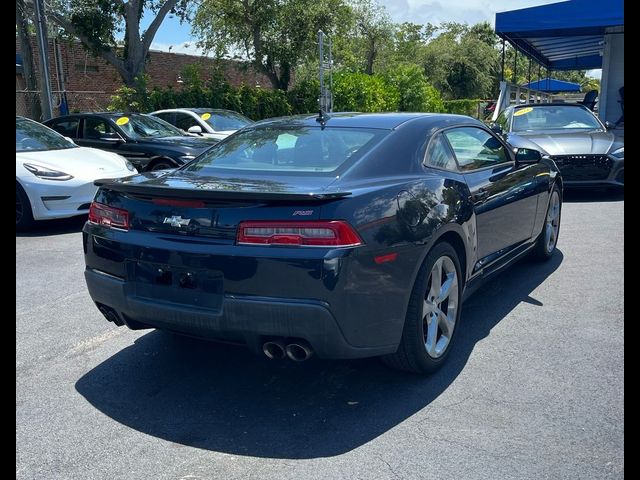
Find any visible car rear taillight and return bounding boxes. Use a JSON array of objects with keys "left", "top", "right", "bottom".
[
  {"left": 237, "top": 221, "right": 363, "bottom": 247},
  {"left": 88, "top": 202, "right": 130, "bottom": 230}
]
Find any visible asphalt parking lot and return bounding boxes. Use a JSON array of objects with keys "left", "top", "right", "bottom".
[{"left": 16, "top": 190, "right": 624, "bottom": 480}]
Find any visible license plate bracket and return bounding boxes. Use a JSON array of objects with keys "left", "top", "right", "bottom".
[{"left": 127, "top": 261, "right": 223, "bottom": 311}]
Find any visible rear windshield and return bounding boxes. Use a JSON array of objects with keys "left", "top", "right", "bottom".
[{"left": 182, "top": 126, "right": 386, "bottom": 174}]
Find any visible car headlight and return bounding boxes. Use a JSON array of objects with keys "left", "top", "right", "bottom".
[
  {"left": 124, "top": 160, "right": 136, "bottom": 172},
  {"left": 610, "top": 147, "right": 624, "bottom": 159},
  {"left": 178, "top": 155, "right": 196, "bottom": 163},
  {"left": 23, "top": 163, "right": 74, "bottom": 181}
]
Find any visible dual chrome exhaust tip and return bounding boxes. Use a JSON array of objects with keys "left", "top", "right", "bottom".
[{"left": 262, "top": 340, "right": 313, "bottom": 361}]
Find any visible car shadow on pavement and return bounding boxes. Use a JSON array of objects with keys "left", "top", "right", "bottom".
[
  {"left": 16, "top": 215, "right": 87, "bottom": 237},
  {"left": 563, "top": 188, "right": 624, "bottom": 203},
  {"left": 75, "top": 250, "right": 563, "bottom": 459}
]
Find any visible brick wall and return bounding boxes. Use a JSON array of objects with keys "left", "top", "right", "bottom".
[{"left": 16, "top": 36, "right": 273, "bottom": 116}]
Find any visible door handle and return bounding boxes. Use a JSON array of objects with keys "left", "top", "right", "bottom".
[{"left": 473, "top": 189, "right": 489, "bottom": 202}]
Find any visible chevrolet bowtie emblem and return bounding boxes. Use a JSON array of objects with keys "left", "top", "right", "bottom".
[{"left": 163, "top": 216, "right": 191, "bottom": 227}]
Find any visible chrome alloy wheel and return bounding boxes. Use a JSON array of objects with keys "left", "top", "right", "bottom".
[
  {"left": 423, "top": 255, "right": 459, "bottom": 358},
  {"left": 545, "top": 190, "right": 561, "bottom": 254}
]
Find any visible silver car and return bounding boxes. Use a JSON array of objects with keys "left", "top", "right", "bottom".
[{"left": 492, "top": 103, "right": 624, "bottom": 187}]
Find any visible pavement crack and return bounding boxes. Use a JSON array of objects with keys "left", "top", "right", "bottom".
[{"left": 377, "top": 454, "right": 401, "bottom": 480}]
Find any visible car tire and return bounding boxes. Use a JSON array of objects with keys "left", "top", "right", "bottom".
[
  {"left": 531, "top": 183, "right": 562, "bottom": 261},
  {"left": 149, "top": 161, "right": 174, "bottom": 171},
  {"left": 16, "top": 182, "right": 35, "bottom": 230},
  {"left": 382, "top": 241, "right": 463, "bottom": 374}
]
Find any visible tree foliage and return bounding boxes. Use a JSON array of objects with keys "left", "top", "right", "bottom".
[
  {"left": 422, "top": 22, "right": 499, "bottom": 99},
  {"left": 193, "top": 0, "right": 351, "bottom": 91},
  {"left": 332, "top": 0, "right": 394, "bottom": 75},
  {"left": 384, "top": 64, "right": 444, "bottom": 112},
  {"left": 48, "top": 0, "right": 190, "bottom": 86},
  {"left": 332, "top": 72, "right": 398, "bottom": 112}
]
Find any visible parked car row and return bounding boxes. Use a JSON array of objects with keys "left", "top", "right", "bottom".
[
  {"left": 16, "top": 117, "right": 136, "bottom": 229},
  {"left": 16, "top": 109, "right": 253, "bottom": 229},
  {"left": 16, "top": 102, "right": 623, "bottom": 375},
  {"left": 44, "top": 112, "right": 221, "bottom": 172}
]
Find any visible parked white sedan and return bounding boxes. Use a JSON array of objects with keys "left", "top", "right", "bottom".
[
  {"left": 16, "top": 116, "right": 137, "bottom": 229},
  {"left": 150, "top": 108, "right": 253, "bottom": 140}
]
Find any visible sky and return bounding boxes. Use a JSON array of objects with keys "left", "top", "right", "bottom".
[
  {"left": 146, "top": 0, "right": 560, "bottom": 54},
  {"left": 144, "top": 0, "right": 601, "bottom": 77}
]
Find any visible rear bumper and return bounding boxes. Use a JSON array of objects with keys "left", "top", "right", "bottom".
[{"left": 85, "top": 267, "right": 397, "bottom": 359}]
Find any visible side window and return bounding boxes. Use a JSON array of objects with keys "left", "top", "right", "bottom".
[
  {"left": 154, "top": 112, "right": 175, "bottom": 125},
  {"left": 49, "top": 118, "right": 80, "bottom": 138},
  {"left": 83, "top": 118, "right": 115, "bottom": 140},
  {"left": 444, "top": 127, "right": 509, "bottom": 171},
  {"left": 424, "top": 133, "right": 457, "bottom": 170},
  {"left": 175, "top": 113, "right": 200, "bottom": 131}
]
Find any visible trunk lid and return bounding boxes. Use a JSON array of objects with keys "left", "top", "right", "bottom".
[{"left": 94, "top": 171, "right": 347, "bottom": 240}]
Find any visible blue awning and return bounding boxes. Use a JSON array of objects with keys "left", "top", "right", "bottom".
[
  {"left": 495, "top": 0, "right": 624, "bottom": 70},
  {"left": 522, "top": 78, "right": 581, "bottom": 92}
]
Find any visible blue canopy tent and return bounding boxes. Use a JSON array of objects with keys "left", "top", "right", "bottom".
[
  {"left": 494, "top": 0, "right": 624, "bottom": 123},
  {"left": 522, "top": 78, "right": 581, "bottom": 93},
  {"left": 495, "top": 0, "right": 623, "bottom": 71}
]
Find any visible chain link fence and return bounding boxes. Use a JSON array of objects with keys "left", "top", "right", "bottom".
[{"left": 16, "top": 91, "right": 115, "bottom": 121}]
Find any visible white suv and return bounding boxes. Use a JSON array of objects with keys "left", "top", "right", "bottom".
[{"left": 150, "top": 108, "right": 253, "bottom": 140}]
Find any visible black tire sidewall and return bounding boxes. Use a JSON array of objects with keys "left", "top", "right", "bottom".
[
  {"left": 16, "top": 182, "right": 34, "bottom": 230},
  {"left": 406, "top": 242, "right": 464, "bottom": 372},
  {"left": 150, "top": 162, "right": 173, "bottom": 171},
  {"left": 534, "top": 183, "right": 562, "bottom": 260}
]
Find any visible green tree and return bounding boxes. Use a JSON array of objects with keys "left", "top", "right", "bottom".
[
  {"left": 422, "top": 22, "right": 499, "bottom": 99},
  {"left": 384, "top": 64, "right": 444, "bottom": 112},
  {"left": 332, "top": 72, "right": 398, "bottom": 112},
  {"left": 391, "top": 22, "right": 435, "bottom": 67},
  {"left": 193, "top": 0, "right": 351, "bottom": 91},
  {"left": 332, "top": 0, "right": 394, "bottom": 75},
  {"left": 48, "top": 0, "right": 190, "bottom": 86}
]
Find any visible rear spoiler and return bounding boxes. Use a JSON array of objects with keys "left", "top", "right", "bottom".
[{"left": 94, "top": 179, "right": 351, "bottom": 202}]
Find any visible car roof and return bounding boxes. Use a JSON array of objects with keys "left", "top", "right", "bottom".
[
  {"left": 46, "top": 112, "right": 148, "bottom": 120},
  {"left": 513, "top": 103, "right": 590, "bottom": 109},
  {"left": 251, "top": 112, "right": 481, "bottom": 130},
  {"left": 153, "top": 108, "right": 243, "bottom": 114}
]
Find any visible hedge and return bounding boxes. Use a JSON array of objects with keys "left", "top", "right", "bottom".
[{"left": 107, "top": 70, "right": 450, "bottom": 120}]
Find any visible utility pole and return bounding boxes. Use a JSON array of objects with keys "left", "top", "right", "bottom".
[{"left": 33, "top": 0, "right": 53, "bottom": 120}]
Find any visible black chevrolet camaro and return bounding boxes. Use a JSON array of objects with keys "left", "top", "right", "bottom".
[{"left": 83, "top": 112, "right": 562, "bottom": 374}]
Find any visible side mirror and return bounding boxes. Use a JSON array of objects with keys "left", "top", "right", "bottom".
[
  {"left": 489, "top": 123, "right": 503, "bottom": 135},
  {"left": 100, "top": 132, "right": 123, "bottom": 143},
  {"left": 604, "top": 120, "right": 615, "bottom": 130},
  {"left": 188, "top": 125, "right": 203, "bottom": 134},
  {"left": 515, "top": 148, "right": 542, "bottom": 165},
  {"left": 64, "top": 136, "right": 76, "bottom": 145}
]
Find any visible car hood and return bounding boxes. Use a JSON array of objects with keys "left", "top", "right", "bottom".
[
  {"left": 510, "top": 129, "right": 615, "bottom": 155},
  {"left": 141, "top": 136, "right": 219, "bottom": 150},
  {"left": 16, "top": 146, "right": 132, "bottom": 177}
]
